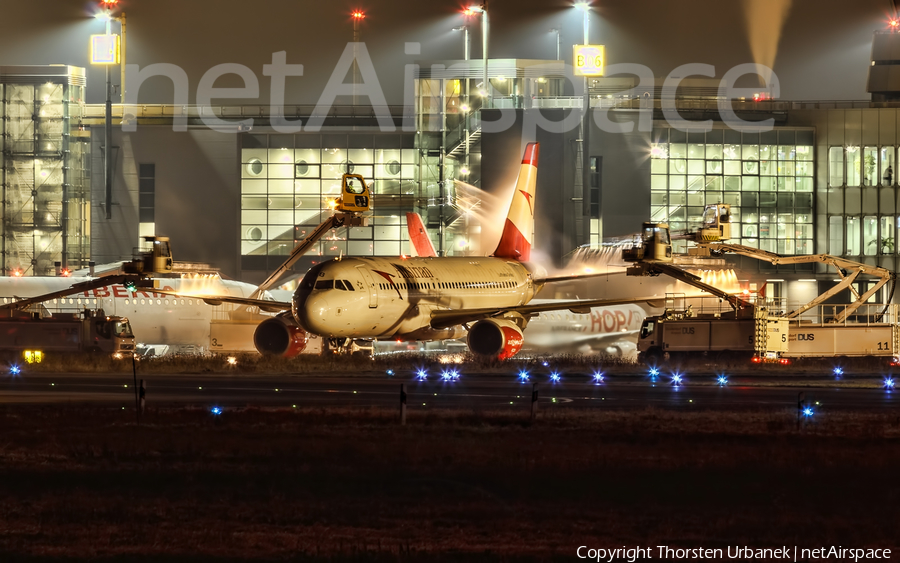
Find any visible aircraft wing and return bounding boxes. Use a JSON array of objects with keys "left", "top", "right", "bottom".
[
  {"left": 0, "top": 275, "right": 154, "bottom": 311},
  {"left": 537, "top": 271, "right": 622, "bottom": 284},
  {"left": 148, "top": 288, "right": 290, "bottom": 313},
  {"left": 429, "top": 296, "right": 666, "bottom": 330}
]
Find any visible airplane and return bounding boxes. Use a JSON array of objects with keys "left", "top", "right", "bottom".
[
  {"left": 213, "top": 142, "right": 669, "bottom": 360},
  {"left": 0, "top": 274, "right": 271, "bottom": 353}
]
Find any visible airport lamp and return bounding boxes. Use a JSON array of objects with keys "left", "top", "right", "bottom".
[
  {"left": 93, "top": 0, "right": 124, "bottom": 222},
  {"left": 465, "top": 4, "right": 488, "bottom": 107}
]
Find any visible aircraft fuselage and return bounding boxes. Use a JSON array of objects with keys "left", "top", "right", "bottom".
[{"left": 293, "top": 256, "right": 540, "bottom": 340}]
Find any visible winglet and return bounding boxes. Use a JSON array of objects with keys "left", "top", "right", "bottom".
[
  {"left": 492, "top": 142, "right": 539, "bottom": 262},
  {"left": 406, "top": 212, "right": 437, "bottom": 257}
]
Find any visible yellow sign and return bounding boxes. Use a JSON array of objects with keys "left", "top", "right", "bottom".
[
  {"left": 573, "top": 45, "right": 605, "bottom": 76},
  {"left": 90, "top": 34, "right": 120, "bottom": 65},
  {"left": 24, "top": 350, "right": 43, "bottom": 364}
]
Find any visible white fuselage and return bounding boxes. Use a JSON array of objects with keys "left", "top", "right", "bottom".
[
  {"left": 522, "top": 302, "right": 646, "bottom": 355},
  {"left": 0, "top": 276, "right": 264, "bottom": 346},
  {"left": 293, "top": 256, "right": 539, "bottom": 340}
]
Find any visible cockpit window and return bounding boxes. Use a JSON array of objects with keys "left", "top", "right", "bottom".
[
  {"left": 333, "top": 280, "right": 355, "bottom": 291},
  {"left": 300, "top": 263, "right": 328, "bottom": 290},
  {"left": 314, "top": 280, "right": 334, "bottom": 290}
]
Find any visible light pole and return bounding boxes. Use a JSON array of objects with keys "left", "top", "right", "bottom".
[
  {"left": 119, "top": 11, "right": 126, "bottom": 104},
  {"left": 453, "top": 25, "right": 471, "bottom": 179},
  {"left": 96, "top": 0, "right": 120, "bottom": 220},
  {"left": 549, "top": 28, "right": 560, "bottom": 61},
  {"left": 351, "top": 11, "right": 365, "bottom": 107},
  {"left": 465, "top": 4, "right": 489, "bottom": 108},
  {"left": 95, "top": 5, "right": 127, "bottom": 103},
  {"left": 575, "top": 2, "right": 595, "bottom": 245}
]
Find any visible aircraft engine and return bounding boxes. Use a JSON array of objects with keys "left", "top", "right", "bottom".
[
  {"left": 254, "top": 314, "right": 309, "bottom": 358},
  {"left": 467, "top": 319, "right": 525, "bottom": 360}
]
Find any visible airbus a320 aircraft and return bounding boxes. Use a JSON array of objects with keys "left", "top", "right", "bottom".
[
  {"left": 0, "top": 275, "right": 268, "bottom": 352},
  {"left": 240, "top": 142, "right": 661, "bottom": 359}
]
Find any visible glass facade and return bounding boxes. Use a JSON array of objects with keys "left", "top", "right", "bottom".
[
  {"left": 650, "top": 128, "right": 814, "bottom": 255},
  {"left": 0, "top": 68, "right": 90, "bottom": 276},
  {"left": 826, "top": 143, "right": 897, "bottom": 257},
  {"left": 240, "top": 134, "right": 421, "bottom": 265}
]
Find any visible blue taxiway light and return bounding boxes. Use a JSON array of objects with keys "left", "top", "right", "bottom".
[
  {"left": 210, "top": 406, "right": 223, "bottom": 416},
  {"left": 671, "top": 373, "right": 683, "bottom": 385},
  {"left": 416, "top": 369, "right": 427, "bottom": 381},
  {"left": 885, "top": 377, "right": 895, "bottom": 390},
  {"left": 717, "top": 375, "right": 728, "bottom": 386},
  {"left": 592, "top": 372, "right": 605, "bottom": 383},
  {"left": 802, "top": 407, "right": 814, "bottom": 417},
  {"left": 649, "top": 367, "right": 660, "bottom": 377},
  {"left": 549, "top": 372, "right": 561, "bottom": 383},
  {"left": 833, "top": 367, "right": 844, "bottom": 377},
  {"left": 518, "top": 370, "right": 530, "bottom": 382},
  {"left": 9, "top": 365, "right": 21, "bottom": 375},
  {"left": 386, "top": 369, "right": 395, "bottom": 376}
]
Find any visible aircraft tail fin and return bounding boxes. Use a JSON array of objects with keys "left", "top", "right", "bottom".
[
  {"left": 492, "top": 142, "right": 539, "bottom": 262},
  {"left": 406, "top": 212, "right": 437, "bottom": 257}
]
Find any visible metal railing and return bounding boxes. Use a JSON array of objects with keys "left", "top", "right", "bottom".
[
  {"left": 82, "top": 104, "right": 412, "bottom": 120},
  {"left": 80, "top": 98, "right": 899, "bottom": 122},
  {"left": 789, "top": 303, "right": 899, "bottom": 326}
]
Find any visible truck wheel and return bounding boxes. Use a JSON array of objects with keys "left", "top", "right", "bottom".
[{"left": 640, "top": 347, "right": 662, "bottom": 364}]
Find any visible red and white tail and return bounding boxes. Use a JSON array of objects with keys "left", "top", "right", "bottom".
[
  {"left": 405, "top": 212, "right": 437, "bottom": 257},
  {"left": 492, "top": 142, "right": 539, "bottom": 262}
]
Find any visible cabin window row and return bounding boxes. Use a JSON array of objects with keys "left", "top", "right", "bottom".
[
  {"left": 31, "top": 298, "right": 198, "bottom": 306},
  {"left": 376, "top": 281, "right": 517, "bottom": 291}
]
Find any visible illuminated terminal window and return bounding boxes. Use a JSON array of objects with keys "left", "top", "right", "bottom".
[
  {"left": 650, "top": 128, "right": 814, "bottom": 255},
  {"left": 240, "top": 134, "right": 422, "bottom": 267},
  {"left": 828, "top": 145, "right": 896, "bottom": 188},
  {"left": 824, "top": 144, "right": 898, "bottom": 257}
]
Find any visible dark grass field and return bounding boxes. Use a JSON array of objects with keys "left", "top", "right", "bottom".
[{"left": 0, "top": 406, "right": 897, "bottom": 561}]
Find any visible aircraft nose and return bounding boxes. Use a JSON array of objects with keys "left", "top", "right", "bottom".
[{"left": 294, "top": 293, "right": 329, "bottom": 333}]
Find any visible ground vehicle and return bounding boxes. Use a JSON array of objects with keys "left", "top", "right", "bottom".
[
  {"left": 122, "top": 236, "right": 175, "bottom": 275},
  {"left": 624, "top": 202, "right": 896, "bottom": 361},
  {"left": 0, "top": 309, "right": 135, "bottom": 357},
  {"left": 637, "top": 301, "right": 788, "bottom": 362}
]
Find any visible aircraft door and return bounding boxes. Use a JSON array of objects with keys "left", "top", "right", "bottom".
[{"left": 356, "top": 266, "right": 378, "bottom": 308}]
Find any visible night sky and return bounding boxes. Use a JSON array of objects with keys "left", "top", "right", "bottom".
[{"left": 0, "top": 0, "right": 890, "bottom": 105}]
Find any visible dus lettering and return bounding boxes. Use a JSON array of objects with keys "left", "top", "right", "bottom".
[
  {"left": 682, "top": 327, "right": 695, "bottom": 335},
  {"left": 797, "top": 333, "right": 815, "bottom": 341}
]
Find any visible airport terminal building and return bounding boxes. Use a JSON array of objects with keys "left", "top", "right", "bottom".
[{"left": 3, "top": 33, "right": 900, "bottom": 308}]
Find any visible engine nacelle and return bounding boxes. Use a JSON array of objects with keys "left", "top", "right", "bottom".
[
  {"left": 254, "top": 315, "right": 309, "bottom": 358},
  {"left": 467, "top": 319, "right": 525, "bottom": 360}
]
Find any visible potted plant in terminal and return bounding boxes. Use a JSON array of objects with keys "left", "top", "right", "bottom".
[
  {"left": 869, "top": 236, "right": 894, "bottom": 254},
  {"left": 864, "top": 153, "right": 876, "bottom": 185}
]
